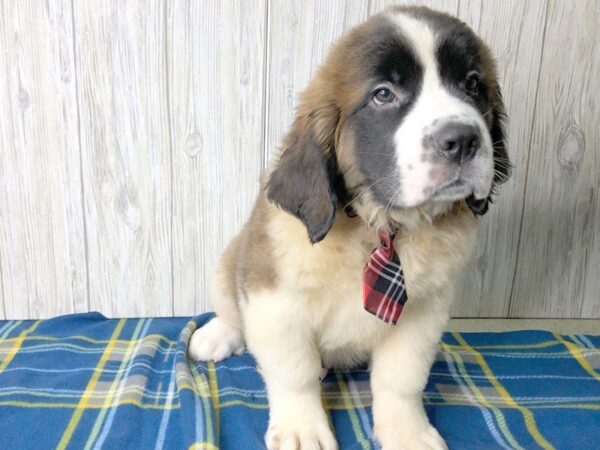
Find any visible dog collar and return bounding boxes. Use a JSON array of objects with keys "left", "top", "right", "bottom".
[{"left": 363, "top": 230, "right": 408, "bottom": 325}]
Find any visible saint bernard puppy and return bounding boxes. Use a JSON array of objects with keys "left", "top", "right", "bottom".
[{"left": 189, "top": 5, "right": 511, "bottom": 450}]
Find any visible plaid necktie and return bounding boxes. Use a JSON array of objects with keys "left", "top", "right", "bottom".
[{"left": 363, "top": 230, "right": 408, "bottom": 325}]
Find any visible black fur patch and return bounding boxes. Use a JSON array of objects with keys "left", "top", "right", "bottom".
[
  {"left": 348, "top": 25, "right": 423, "bottom": 206},
  {"left": 435, "top": 23, "right": 491, "bottom": 122},
  {"left": 267, "top": 131, "right": 337, "bottom": 244},
  {"left": 427, "top": 14, "right": 510, "bottom": 215}
]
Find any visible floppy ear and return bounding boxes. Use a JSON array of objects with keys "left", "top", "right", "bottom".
[
  {"left": 467, "top": 85, "right": 511, "bottom": 216},
  {"left": 266, "top": 100, "right": 340, "bottom": 244}
]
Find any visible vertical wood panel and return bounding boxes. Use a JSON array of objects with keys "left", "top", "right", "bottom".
[
  {"left": 73, "top": 1, "right": 172, "bottom": 317},
  {"left": 168, "top": 0, "right": 267, "bottom": 316},
  {"left": 369, "top": 0, "right": 459, "bottom": 16},
  {"left": 0, "top": 0, "right": 87, "bottom": 319},
  {"left": 451, "top": 0, "right": 548, "bottom": 317},
  {"left": 510, "top": 0, "right": 600, "bottom": 318},
  {"left": 265, "top": 0, "right": 369, "bottom": 163}
]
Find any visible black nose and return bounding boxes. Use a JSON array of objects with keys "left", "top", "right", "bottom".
[{"left": 432, "top": 122, "right": 481, "bottom": 163}]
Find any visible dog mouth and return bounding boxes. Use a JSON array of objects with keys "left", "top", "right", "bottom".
[
  {"left": 365, "top": 166, "right": 491, "bottom": 211},
  {"left": 369, "top": 176, "right": 476, "bottom": 211},
  {"left": 429, "top": 176, "right": 474, "bottom": 201}
]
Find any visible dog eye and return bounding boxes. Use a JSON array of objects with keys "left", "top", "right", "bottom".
[
  {"left": 465, "top": 71, "right": 480, "bottom": 94},
  {"left": 373, "top": 87, "right": 396, "bottom": 105}
]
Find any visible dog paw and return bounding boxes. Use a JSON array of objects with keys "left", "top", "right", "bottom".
[
  {"left": 188, "top": 317, "right": 244, "bottom": 362},
  {"left": 265, "top": 420, "right": 338, "bottom": 450},
  {"left": 377, "top": 424, "right": 447, "bottom": 450},
  {"left": 403, "top": 426, "right": 447, "bottom": 450}
]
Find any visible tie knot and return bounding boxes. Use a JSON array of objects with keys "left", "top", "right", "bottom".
[{"left": 377, "top": 230, "right": 395, "bottom": 247}]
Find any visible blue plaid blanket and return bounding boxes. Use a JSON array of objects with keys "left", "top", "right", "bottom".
[{"left": 0, "top": 312, "right": 598, "bottom": 449}]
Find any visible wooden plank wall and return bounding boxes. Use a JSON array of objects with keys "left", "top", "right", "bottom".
[{"left": 0, "top": 0, "right": 598, "bottom": 319}]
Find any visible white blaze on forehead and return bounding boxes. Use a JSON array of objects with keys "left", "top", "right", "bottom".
[
  {"left": 393, "top": 13, "right": 439, "bottom": 88},
  {"left": 389, "top": 13, "right": 494, "bottom": 207}
]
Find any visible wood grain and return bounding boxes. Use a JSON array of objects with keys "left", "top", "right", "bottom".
[
  {"left": 0, "top": 0, "right": 87, "bottom": 319},
  {"left": 509, "top": 0, "right": 600, "bottom": 318},
  {"left": 73, "top": 1, "right": 172, "bottom": 317},
  {"left": 168, "top": 0, "right": 267, "bottom": 316},
  {"left": 264, "top": 0, "right": 369, "bottom": 163},
  {"left": 451, "top": 0, "right": 548, "bottom": 317},
  {"left": 369, "top": 0, "right": 459, "bottom": 16},
  {"left": 0, "top": 0, "right": 599, "bottom": 319}
]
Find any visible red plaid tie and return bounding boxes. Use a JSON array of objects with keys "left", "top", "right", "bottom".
[{"left": 363, "top": 231, "right": 408, "bottom": 325}]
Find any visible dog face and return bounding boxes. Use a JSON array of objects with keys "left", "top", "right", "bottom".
[{"left": 268, "top": 7, "right": 510, "bottom": 243}]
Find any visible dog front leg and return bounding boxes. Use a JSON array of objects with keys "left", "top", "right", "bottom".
[
  {"left": 371, "top": 293, "right": 450, "bottom": 450},
  {"left": 245, "top": 291, "right": 338, "bottom": 450}
]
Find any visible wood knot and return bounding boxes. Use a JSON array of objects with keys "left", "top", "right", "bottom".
[
  {"left": 18, "top": 87, "right": 30, "bottom": 110},
  {"left": 185, "top": 131, "right": 203, "bottom": 158},
  {"left": 556, "top": 123, "right": 585, "bottom": 173}
]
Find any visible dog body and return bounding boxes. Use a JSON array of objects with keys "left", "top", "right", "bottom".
[{"left": 190, "top": 6, "right": 509, "bottom": 450}]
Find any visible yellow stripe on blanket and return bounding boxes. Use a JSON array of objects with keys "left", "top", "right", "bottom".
[
  {"left": 57, "top": 319, "right": 127, "bottom": 450},
  {"left": 208, "top": 361, "right": 220, "bottom": 439},
  {"left": 188, "top": 443, "right": 219, "bottom": 450},
  {"left": 453, "top": 332, "right": 555, "bottom": 450},
  {"left": 440, "top": 340, "right": 524, "bottom": 450},
  {"left": 334, "top": 371, "right": 370, "bottom": 450},
  {"left": 84, "top": 318, "right": 147, "bottom": 450},
  {"left": 553, "top": 333, "right": 600, "bottom": 382},
  {"left": 0, "top": 321, "right": 41, "bottom": 373}
]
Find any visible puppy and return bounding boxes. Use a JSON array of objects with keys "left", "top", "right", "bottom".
[{"left": 189, "top": 6, "right": 510, "bottom": 450}]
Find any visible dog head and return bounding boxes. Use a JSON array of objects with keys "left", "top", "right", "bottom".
[{"left": 267, "top": 6, "right": 510, "bottom": 243}]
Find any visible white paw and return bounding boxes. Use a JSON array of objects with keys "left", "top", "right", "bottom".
[
  {"left": 403, "top": 426, "right": 447, "bottom": 450},
  {"left": 376, "top": 424, "right": 447, "bottom": 450},
  {"left": 188, "top": 317, "right": 244, "bottom": 362},
  {"left": 265, "top": 419, "right": 338, "bottom": 450}
]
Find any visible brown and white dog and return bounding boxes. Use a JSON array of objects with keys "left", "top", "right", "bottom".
[{"left": 189, "top": 6, "right": 510, "bottom": 450}]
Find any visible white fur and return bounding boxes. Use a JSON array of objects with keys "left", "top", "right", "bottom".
[
  {"left": 188, "top": 317, "right": 244, "bottom": 362},
  {"left": 371, "top": 291, "right": 451, "bottom": 450},
  {"left": 391, "top": 14, "right": 494, "bottom": 207},
  {"left": 245, "top": 289, "right": 339, "bottom": 450}
]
